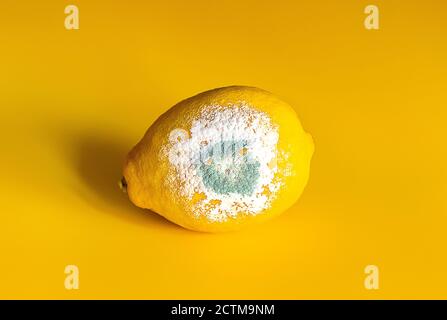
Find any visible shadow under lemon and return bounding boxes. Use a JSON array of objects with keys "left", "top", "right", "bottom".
[{"left": 74, "top": 132, "right": 182, "bottom": 231}]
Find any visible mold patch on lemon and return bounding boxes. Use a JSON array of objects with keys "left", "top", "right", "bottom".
[
  {"left": 162, "top": 104, "right": 281, "bottom": 222},
  {"left": 198, "top": 141, "right": 261, "bottom": 196}
]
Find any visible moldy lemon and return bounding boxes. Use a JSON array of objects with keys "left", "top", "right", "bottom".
[{"left": 122, "top": 86, "right": 314, "bottom": 232}]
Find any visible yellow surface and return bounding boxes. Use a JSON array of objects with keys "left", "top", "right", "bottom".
[{"left": 1, "top": 0, "right": 446, "bottom": 299}]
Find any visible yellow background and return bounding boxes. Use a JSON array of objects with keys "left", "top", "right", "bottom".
[{"left": 1, "top": 0, "right": 446, "bottom": 299}]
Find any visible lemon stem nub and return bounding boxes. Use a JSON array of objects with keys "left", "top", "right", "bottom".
[{"left": 119, "top": 177, "right": 127, "bottom": 193}]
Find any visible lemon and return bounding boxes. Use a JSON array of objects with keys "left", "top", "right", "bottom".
[{"left": 123, "top": 86, "right": 314, "bottom": 232}]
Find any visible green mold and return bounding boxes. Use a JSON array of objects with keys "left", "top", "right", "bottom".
[{"left": 198, "top": 140, "right": 260, "bottom": 196}]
